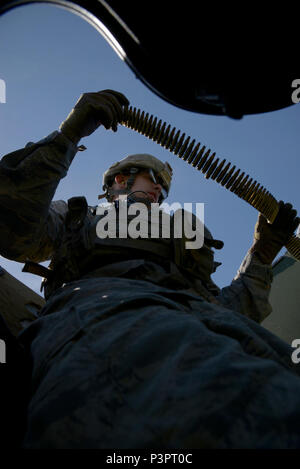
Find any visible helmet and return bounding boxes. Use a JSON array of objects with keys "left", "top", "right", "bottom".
[{"left": 101, "top": 154, "right": 173, "bottom": 203}]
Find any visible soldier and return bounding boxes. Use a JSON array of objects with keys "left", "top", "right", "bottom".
[{"left": 0, "top": 90, "right": 300, "bottom": 448}]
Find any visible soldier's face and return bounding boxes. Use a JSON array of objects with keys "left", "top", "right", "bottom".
[{"left": 115, "top": 171, "right": 162, "bottom": 203}]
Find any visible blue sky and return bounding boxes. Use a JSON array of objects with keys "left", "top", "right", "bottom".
[{"left": 0, "top": 3, "right": 300, "bottom": 295}]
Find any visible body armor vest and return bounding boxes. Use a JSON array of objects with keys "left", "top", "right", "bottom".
[{"left": 25, "top": 197, "right": 223, "bottom": 301}]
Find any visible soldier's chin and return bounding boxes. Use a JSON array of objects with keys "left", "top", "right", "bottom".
[
  {"left": 146, "top": 193, "right": 157, "bottom": 203},
  {"left": 133, "top": 191, "right": 152, "bottom": 201}
]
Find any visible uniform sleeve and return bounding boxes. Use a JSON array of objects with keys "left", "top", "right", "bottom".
[
  {"left": 216, "top": 250, "right": 273, "bottom": 323},
  {"left": 0, "top": 131, "right": 79, "bottom": 263}
]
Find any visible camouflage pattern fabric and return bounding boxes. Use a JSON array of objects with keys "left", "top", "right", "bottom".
[
  {"left": 19, "top": 276, "right": 300, "bottom": 448},
  {"left": 1, "top": 131, "right": 300, "bottom": 448}
]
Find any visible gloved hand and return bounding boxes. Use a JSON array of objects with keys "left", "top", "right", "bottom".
[
  {"left": 59, "top": 90, "right": 130, "bottom": 144},
  {"left": 249, "top": 201, "right": 300, "bottom": 264}
]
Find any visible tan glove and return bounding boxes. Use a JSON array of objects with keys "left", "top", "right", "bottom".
[
  {"left": 59, "top": 90, "right": 130, "bottom": 144},
  {"left": 249, "top": 201, "right": 300, "bottom": 264}
]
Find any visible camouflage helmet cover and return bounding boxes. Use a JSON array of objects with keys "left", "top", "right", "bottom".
[{"left": 102, "top": 154, "right": 173, "bottom": 199}]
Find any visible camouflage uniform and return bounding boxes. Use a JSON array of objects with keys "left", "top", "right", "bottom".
[{"left": 1, "top": 131, "right": 300, "bottom": 448}]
